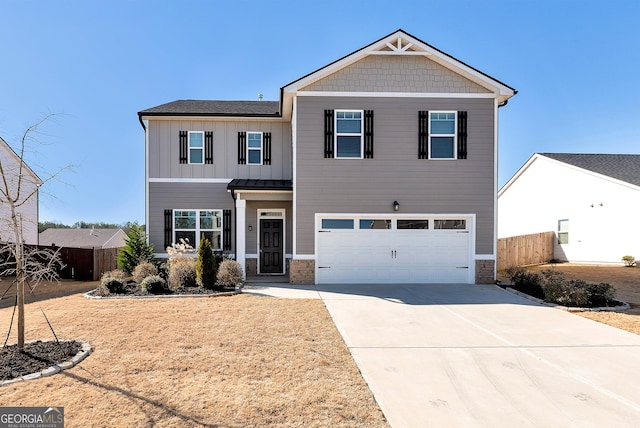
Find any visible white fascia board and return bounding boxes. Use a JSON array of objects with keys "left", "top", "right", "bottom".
[
  {"left": 498, "top": 153, "right": 541, "bottom": 198},
  {"left": 296, "top": 91, "right": 496, "bottom": 99},
  {"left": 140, "top": 115, "right": 285, "bottom": 123},
  {"left": 149, "top": 178, "right": 234, "bottom": 183},
  {"left": 0, "top": 137, "right": 43, "bottom": 185}
]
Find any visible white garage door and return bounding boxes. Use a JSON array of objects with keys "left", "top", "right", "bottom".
[{"left": 316, "top": 216, "right": 473, "bottom": 284}]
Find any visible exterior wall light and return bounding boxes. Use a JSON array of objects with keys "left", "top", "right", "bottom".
[
  {"left": 248, "top": 225, "right": 253, "bottom": 232},
  {"left": 393, "top": 201, "right": 400, "bottom": 211}
]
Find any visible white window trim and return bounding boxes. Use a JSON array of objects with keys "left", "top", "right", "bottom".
[
  {"left": 188, "top": 131, "right": 205, "bottom": 164},
  {"left": 428, "top": 111, "right": 457, "bottom": 160},
  {"left": 173, "top": 209, "right": 223, "bottom": 250},
  {"left": 558, "top": 219, "right": 569, "bottom": 244},
  {"left": 247, "top": 131, "right": 263, "bottom": 165},
  {"left": 334, "top": 109, "right": 364, "bottom": 159}
]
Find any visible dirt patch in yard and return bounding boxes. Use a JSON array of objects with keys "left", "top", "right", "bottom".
[
  {"left": 500, "top": 263, "right": 640, "bottom": 335},
  {"left": 0, "top": 292, "right": 388, "bottom": 427}
]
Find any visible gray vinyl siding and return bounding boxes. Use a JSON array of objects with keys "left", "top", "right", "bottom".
[
  {"left": 295, "top": 96, "right": 495, "bottom": 255},
  {"left": 147, "top": 119, "right": 292, "bottom": 180},
  {"left": 148, "top": 182, "right": 234, "bottom": 252}
]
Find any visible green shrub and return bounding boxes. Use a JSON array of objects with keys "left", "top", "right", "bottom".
[
  {"left": 133, "top": 262, "right": 158, "bottom": 284},
  {"left": 196, "top": 237, "right": 217, "bottom": 289},
  {"left": 503, "top": 267, "right": 544, "bottom": 299},
  {"left": 168, "top": 257, "right": 197, "bottom": 290},
  {"left": 216, "top": 259, "right": 244, "bottom": 290},
  {"left": 140, "top": 275, "right": 167, "bottom": 294},
  {"left": 118, "top": 223, "right": 155, "bottom": 274},
  {"left": 622, "top": 255, "right": 636, "bottom": 267},
  {"left": 100, "top": 270, "right": 127, "bottom": 294},
  {"left": 543, "top": 280, "right": 589, "bottom": 307}
]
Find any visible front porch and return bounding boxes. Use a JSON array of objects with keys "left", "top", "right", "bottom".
[{"left": 227, "top": 179, "right": 293, "bottom": 280}]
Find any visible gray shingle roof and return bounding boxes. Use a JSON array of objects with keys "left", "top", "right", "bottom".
[
  {"left": 540, "top": 153, "right": 640, "bottom": 187},
  {"left": 138, "top": 100, "right": 280, "bottom": 117},
  {"left": 39, "top": 228, "right": 127, "bottom": 249}
]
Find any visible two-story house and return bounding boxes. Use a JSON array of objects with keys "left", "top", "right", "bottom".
[{"left": 138, "top": 29, "right": 516, "bottom": 285}]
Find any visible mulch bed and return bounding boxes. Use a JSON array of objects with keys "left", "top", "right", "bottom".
[
  {"left": 0, "top": 340, "right": 82, "bottom": 381},
  {"left": 97, "top": 281, "right": 237, "bottom": 297}
]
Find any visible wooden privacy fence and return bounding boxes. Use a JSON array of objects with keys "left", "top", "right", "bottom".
[
  {"left": 497, "top": 231, "right": 555, "bottom": 272},
  {"left": 35, "top": 245, "right": 120, "bottom": 281}
]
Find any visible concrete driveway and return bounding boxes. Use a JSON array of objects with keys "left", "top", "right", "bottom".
[{"left": 312, "top": 283, "right": 640, "bottom": 427}]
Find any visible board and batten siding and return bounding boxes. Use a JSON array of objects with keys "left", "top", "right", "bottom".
[
  {"left": 295, "top": 96, "right": 496, "bottom": 255},
  {"left": 147, "top": 119, "right": 292, "bottom": 180},
  {"left": 148, "top": 182, "right": 234, "bottom": 252}
]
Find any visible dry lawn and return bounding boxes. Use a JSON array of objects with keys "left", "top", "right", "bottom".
[
  {"left": 508, "top": 263, "right": 640, "bottom": 335},
  {"left": 0, "top": 289, "right": 388, "bottom": 427}
]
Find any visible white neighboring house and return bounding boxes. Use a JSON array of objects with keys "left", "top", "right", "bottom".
[
  {"left": 0, "top": 136, "right": 41, "bottom": 245},
  {"left": 498, "top": 153, "right": 640, "bottom": 264},
  {"left": 39, "top": 228, "right": 127, "bottom": 249}
]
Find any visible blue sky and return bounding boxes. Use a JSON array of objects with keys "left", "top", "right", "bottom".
[{"left": 1, "top": 0, "right": 639, "bottom": 225}]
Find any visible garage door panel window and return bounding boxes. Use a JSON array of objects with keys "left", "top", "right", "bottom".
[
  {"left": 321, "top": 219, "right": 354, "bottom": 229},
  {"left": 397, "top": 219, "right": 429, "bottom": 229},
  {"left": 359, "top": 219, "right": 391, "bottom": 230},
  {"left": 434, "top": 219, "right": 466, "bottom": 230}
]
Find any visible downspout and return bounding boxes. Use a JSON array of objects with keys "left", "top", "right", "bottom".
[{"left": 229, "top": 187, "right": 237, "bottom": 259}]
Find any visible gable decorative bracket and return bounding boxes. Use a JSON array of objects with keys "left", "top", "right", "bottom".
[{"left": 370, "top": 37, "right": 431, "bottom": 56}]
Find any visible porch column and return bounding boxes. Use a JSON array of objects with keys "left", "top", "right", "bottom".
[{"left": 235, "top": 198, "right": 246, "bottom": 278}]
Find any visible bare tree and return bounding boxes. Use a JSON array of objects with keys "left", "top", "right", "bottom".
[{"left": 0, "top": 114, "right": 70, "bottom": 349}]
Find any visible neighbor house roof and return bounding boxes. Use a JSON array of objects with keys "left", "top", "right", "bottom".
[
  {"left": 39, "top": 228, "right": 127, "bottom": 249},
  {"left": 138, "top": 100, "right": 280, "bottom": 117},
  {"left": 500, "top": 153, "right": 640, "bottom": 197},
  {"left": 539, "top": 153, "right": 640, "bottom": 187}
]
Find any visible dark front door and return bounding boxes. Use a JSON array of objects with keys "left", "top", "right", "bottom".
[{"left": 260, "top": 219, "right": 284, "bottom": 273}]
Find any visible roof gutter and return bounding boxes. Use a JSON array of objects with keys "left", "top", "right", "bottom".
[{"left": 138, "top": 113, "right": 146, "bottom": 131}]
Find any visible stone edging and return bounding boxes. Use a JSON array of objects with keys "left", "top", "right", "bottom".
[
  {"left": 502, "top": 286, "right": 631, "bottom": 312},
  {"left": 83, "top": 289, "right": 241, "bottom": 300},
  {"left": 1, "top": 339, "right": 93, "bottom": 387}
]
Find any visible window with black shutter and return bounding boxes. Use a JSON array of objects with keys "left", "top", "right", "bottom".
[
  {"left": 325, "top": 109, "right": 374, "bottom": 159},
  {"left": 423, "top": 111, "right": 467, "bottom": 160}
]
